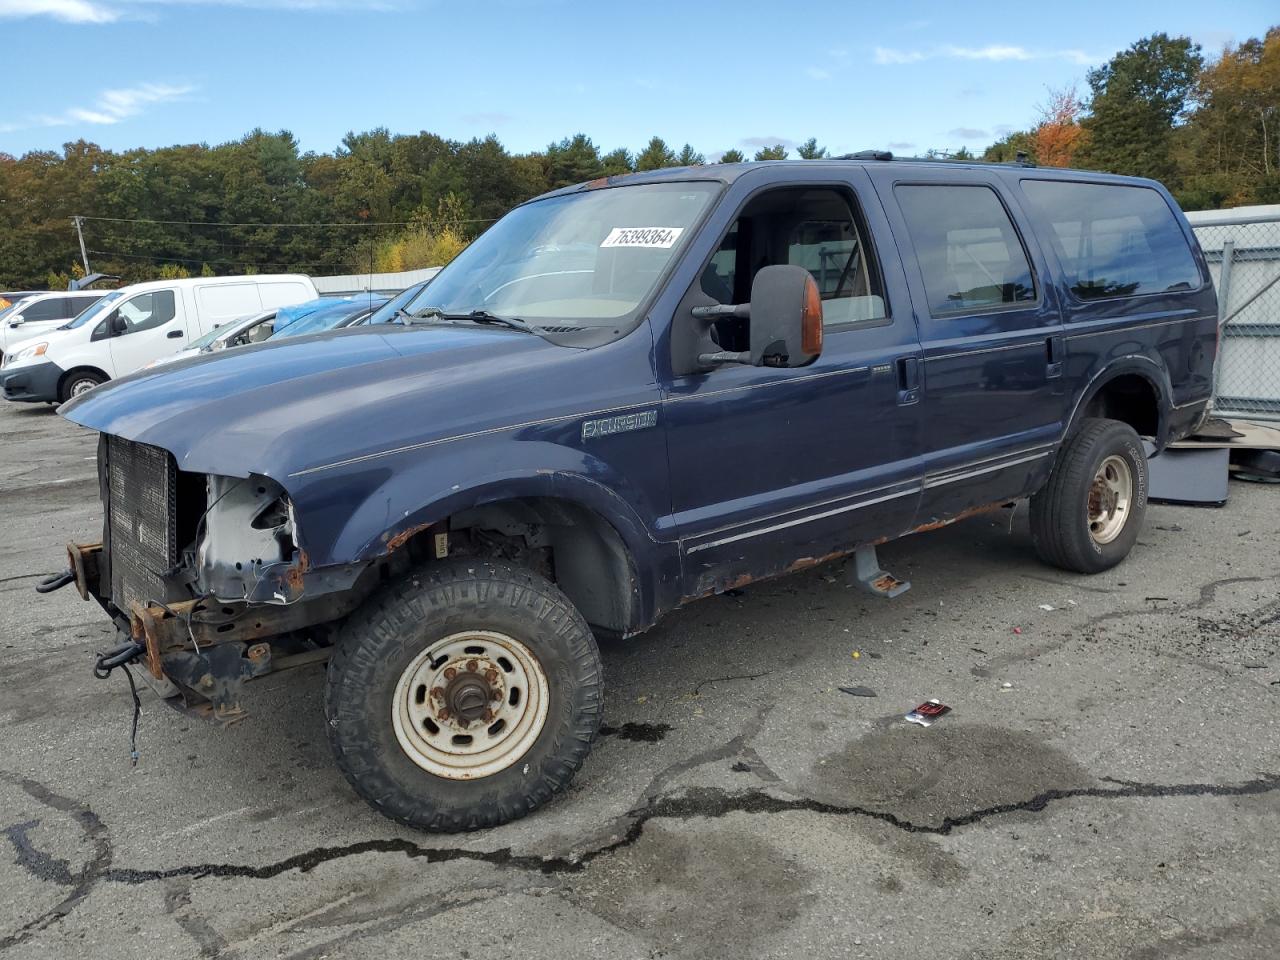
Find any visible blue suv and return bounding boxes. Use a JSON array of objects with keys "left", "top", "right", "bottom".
[{"left": 45, "top": 156, "right": 1216, "bottom": 831}]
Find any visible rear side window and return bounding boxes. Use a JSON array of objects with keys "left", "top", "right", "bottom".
[
  {"left": 895, "top": 184, "right": 1036, "bottom": 315},
  {"left": 1020, "top": 180, "right": 1201, "bottom": 300}
]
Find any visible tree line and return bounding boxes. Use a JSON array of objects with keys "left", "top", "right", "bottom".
[{"left": 0, "top": 27, "right": 1275, "bottom": 288}]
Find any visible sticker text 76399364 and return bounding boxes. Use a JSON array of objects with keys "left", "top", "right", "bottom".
[{"left": 599, "top": 227, "right": 684, "bottom": 249}]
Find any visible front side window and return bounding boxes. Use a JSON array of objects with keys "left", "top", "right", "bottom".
[
  {"left": 698, "top": 186, "right": 887, "bottom": 352},
  {"left": 116, "top": 290, "right": 176, "bottom": 335},
  {"left": 1020, "top": 180, "right": 1201, "bottom": 300},
  {"left": 896, "top": 184, "right": 1036, "bottom": 315},
  {"left": 403, "top": 182, "right": 718, "bottom": 342},
  {"left": 20, "top": 298, "right": 64, "bottom": 322}
]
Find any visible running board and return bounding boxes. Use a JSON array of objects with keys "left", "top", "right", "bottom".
[{"left": 851, "top": 545, "right": 911, "bottom": 598}]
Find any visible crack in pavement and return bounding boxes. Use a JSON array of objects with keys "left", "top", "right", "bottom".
[
  {"left": 82, "top": 771, "right": 1280, "bottom": 885},
  {"left": 973, "top": 575, "right": 1271, "bottom": 676},
  {"left": 0, "top": 773, "right": 112, "bottom": 952}
]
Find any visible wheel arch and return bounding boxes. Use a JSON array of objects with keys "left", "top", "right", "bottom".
[
  {"left": 1065, "top": 358, "right": 1172, "bottom": 448},
  {"left": 57, "top": 365, "right": 110, "bottom": 401},
  {"left": 330, "top": 471, "right": 667, "bottom": 638}
]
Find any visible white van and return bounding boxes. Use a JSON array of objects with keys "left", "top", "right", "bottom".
[
  {"left": 0, "top": 274, "right": 316, "bottom": 403},
  {"left": 0, "top": 291, "right": 106, "bottom": 359}
]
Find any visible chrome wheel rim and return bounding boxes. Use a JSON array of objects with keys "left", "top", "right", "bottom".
[
  {"left": 391, "top": 630, "right": 549, "bottom": 780},
  {"left": 1087, "top": 454, "right": 1133, "bottom": 545}
]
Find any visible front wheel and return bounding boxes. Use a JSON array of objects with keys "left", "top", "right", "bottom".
[
  {"left": 1030, "top": 418, "right": 1148, "bottom": 574},
  {"left": 59, "top": 369, "right": 105, "bottom": 403},
  {"left": 325, "top": 558, "right": 603, "bottom": 831}
]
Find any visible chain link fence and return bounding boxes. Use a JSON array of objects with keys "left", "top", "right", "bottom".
[{"left": 1187, "top": 206, "right": 1280, "bottom": 421}]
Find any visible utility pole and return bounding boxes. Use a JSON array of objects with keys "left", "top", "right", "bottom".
[{"left": 72, "top": 216, "right": 91, "bottom": 276}]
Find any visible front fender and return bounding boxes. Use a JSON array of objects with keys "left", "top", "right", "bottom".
[{"left": 284, "top": 436, "right": 679, "bottom": 627}]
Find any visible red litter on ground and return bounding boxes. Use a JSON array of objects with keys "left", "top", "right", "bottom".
[{"left": 904, "top": 700, "right": 951, "bottom": 727}]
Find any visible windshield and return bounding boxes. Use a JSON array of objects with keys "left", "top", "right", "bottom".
[
  {"left": 406, "top": 181, "right": 718, "bottom": 342},
  {"left": 0, "top": 297, "right": 35, "bottom": 322},
  {"left": 189, "top": 316, "right": 247, "bottom": 350},
  {"left": 271, "top": 302, "right": 376, "bottom": 339},
  {"left": 62, "top": 290, "right": 123, "bottom": 329}
]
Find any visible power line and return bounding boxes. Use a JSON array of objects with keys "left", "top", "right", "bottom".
[
  {"left": 85, "top": 248, "right": 353, "bottom": 272},
  {"left": 77, "top": 214, "right": 499, "bottom": 228}
]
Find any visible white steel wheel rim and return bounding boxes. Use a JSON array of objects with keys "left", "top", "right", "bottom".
[
  {"left": 391, "top": 630, "right": 549, "bottom": 780},
  {"left": 70, "top": 378, "right": 96, "bottom": 397},
  {"left": 1087, "top": 454, "right": 1133, "bottom": 545}
]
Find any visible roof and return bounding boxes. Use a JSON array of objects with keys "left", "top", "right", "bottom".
[{"left": 537, "top": 156, "right": 1162, "bottom": 202}]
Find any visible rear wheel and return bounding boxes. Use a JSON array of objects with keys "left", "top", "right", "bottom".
[
  {"left": 325, "top": 558, "right": 603, "bottom": 831},
  {"left": 59, "top": 369, "right": 105, "bottom": 403},
  {"left": 1030, "top": 418, "right": 1148, "bottom": 574}
]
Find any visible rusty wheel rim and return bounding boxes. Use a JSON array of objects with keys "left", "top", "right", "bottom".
[
  {"left": 392, "top": 630, "right": 549, "bottom": 780},
  {"left": 1087, "top": 454, "right": 1133, "bottom": 546}
]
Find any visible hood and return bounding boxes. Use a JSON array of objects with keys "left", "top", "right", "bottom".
[
  {"left": 60, "top": 324, "right": 572, "bottom": 482},
  {"left": 7, "top": 323, "right": 81, "bottom": 356}
]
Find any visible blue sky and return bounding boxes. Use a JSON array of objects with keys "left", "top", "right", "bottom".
[{"left": 0, "top": 0, "right": 1274, "bottom": 160}]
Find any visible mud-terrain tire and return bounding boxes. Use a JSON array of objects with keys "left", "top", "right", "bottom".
[
  {"left": 325, "top": 558, "right": 602, "bottom": 831},
  {"left": 1030, "top": 417, "right": 1148, "bottom": 574},
  {"left": 59, "top": 369, "right": 105, "bottom": 403}
]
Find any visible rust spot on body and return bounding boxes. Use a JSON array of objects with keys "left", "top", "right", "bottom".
[{"left": 385, "top": 522, "right": 433, "bottom": 553}]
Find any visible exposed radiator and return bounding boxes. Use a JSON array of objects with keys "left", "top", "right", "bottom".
[{"left": 104, "top": 435, "right": 178, "bottom": 613}]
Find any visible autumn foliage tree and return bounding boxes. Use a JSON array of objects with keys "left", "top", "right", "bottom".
[{"left": 1033, "top": 86, "right": 1088, "bottom": 167}]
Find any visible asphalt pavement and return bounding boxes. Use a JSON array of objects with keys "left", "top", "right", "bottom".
[{"left": 1, "top": 398, "right": 1278, "bottom": 959}]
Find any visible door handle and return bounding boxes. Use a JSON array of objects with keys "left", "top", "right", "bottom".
[
  {"left": 1046, "top": 335, "right": 1065, "bottom": 379},
  {"left": 896, "top": 355, "right": 921, "bottom": 405},
  {"left": 166, "top": 330, "right": 183, "bottom": 339}
]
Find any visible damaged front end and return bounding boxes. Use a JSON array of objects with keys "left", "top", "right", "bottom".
[{"left": 44, "top": 434, "right": 371, "bottom": 722}]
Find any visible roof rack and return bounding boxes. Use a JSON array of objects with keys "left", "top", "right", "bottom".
[{"left": 835, "top": 149, "right": 1037, "bottom": 168}]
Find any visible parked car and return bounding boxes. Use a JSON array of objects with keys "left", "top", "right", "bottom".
[
  {"left": 146, "top": 308, "right": 280, "bottom": 369},
  {"left": 363, "top": 278, "right": 435, "bottom": 325},
  {"left": 0, "top": 274, "right": 317, "bottom": 402},
  {"left": 46, "top": 158, "right": 1216, "bottom": 832},
  {"left": 0, "top": 291, "right": 107, "bottom": 360},
  {"left": 269, "top": 296, "right": 388, "bottom": 339},
  {"left": 147, "top": 298, "right": 358, "bottom": 369},
  {"left": 0, "top": 291, "right": 48, "bottom": 312}
]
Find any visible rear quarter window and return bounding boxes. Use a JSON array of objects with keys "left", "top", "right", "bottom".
[{"left": 1019, "top": 180, "right": 1201, "bottom": 300}]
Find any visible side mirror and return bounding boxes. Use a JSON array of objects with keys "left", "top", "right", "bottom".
[
  {"left": 108, "top": 312, "right": 126, "bottom": 336},
  {"left": 748, "top": 265, "right": 823, "bottom": 367},
  {"left": 8, "top": 314, "right": 23, "bottom": 327},
  {"left": 694, "top": 265, "right": 823, "bottom": 368}
]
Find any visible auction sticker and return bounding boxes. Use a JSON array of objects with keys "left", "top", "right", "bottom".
[{"left": 600, "top": 227, "right": 684, "bottom": 249}]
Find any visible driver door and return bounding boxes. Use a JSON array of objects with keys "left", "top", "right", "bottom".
[
  {"left": 106, "top": 289, "right": 185, "bottom": 376},
  {"left": 660, "top": 172, "right": 925, "bottom": 597}
]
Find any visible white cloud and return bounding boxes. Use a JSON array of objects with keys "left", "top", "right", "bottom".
[
  {"left": 805, "top": 67, "right": 831, "bottom": 81},
  {"left": 0, "top": 0, "right": 117, "bottom": 21},
  {"left": 0, "top": 0, "right": 397, "bottom": 20},
  {"left": 873, "top": 47, "right": 926, "bottom": 65},
  {"left": 876, "top": 44, "right": 1099, "bottom": 66},
  {"left": 4, "top": 82, "right": 194, "bottom": 132},
  {"left": 948, "top": 126, "right": 988, "bottom": 140}
]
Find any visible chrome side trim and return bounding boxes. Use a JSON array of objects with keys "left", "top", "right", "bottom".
[
  {"left": 923, "top": 450, "right": 1052, "bottom": 489},
  {"left": 686, "top": 486, "right": 921, "bottom": 554}
]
